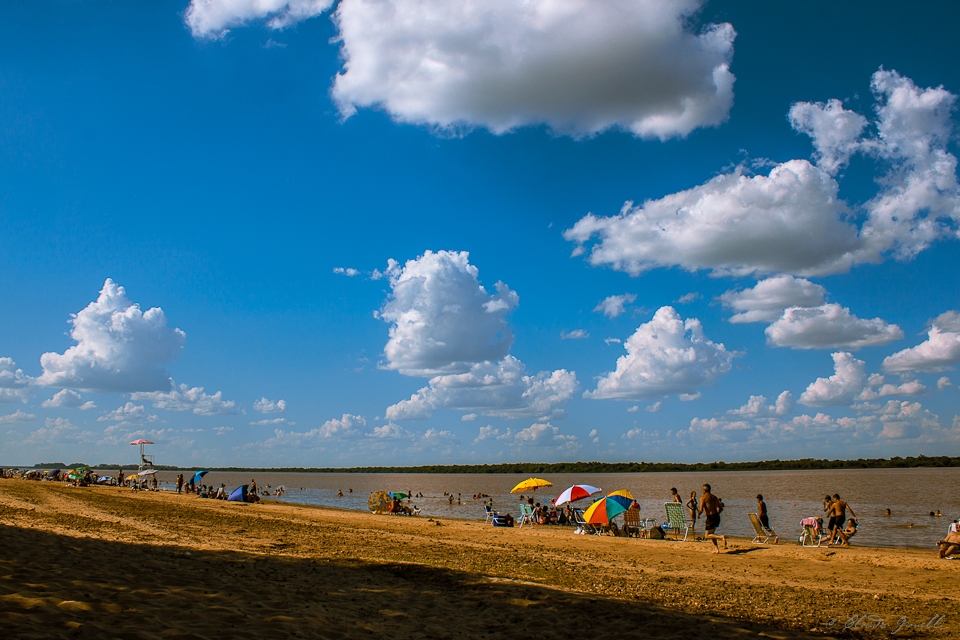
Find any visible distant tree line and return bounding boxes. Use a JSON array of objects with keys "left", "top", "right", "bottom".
[{"left": 45, "top": 455, "right": 960, "bottom": 474}]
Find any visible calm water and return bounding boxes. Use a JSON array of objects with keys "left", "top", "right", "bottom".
[{"left": 144, "top": 468, "right": 959, "bottom": 549}]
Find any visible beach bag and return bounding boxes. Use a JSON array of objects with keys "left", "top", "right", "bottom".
[{"left": 493, "top": 514, "right": 514, "bottom": 527}]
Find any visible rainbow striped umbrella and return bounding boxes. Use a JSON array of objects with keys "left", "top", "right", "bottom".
[
  {"left": 583, "top": 496, "right": 629, "bottom": 524},
  {"left": 554, "top": 484, "right": 602, "bottom": 506}
]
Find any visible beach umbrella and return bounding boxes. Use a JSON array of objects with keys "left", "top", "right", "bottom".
[
  {"left": 605, "top": 490, "right": 635, "bottom": 510},
  {"left": 193, "top": 470, "right": 210, "bottom": 484},
  {"left": 510, "top": 478, "right": 553, "bottom": 494},
  {"left": 129, "top": 439, "right": 154, "bottom": 445},
  {"left": 228, "top": 485, "right": 248, "bottom": 502},
  {"left": 368, "top": 491, "right": 392, "bottom": 514},
  {"left": 582, "top": 496, "right": 630, "bottom": 524},
  {"left": 137, "top": 469, "right": 157, "bottom": 477},
  {"left": 389, "top": 492, "right": 408, "bottom": 500},
  {"left": 554, "top": 484, "right": 602, "bottom": 506}
]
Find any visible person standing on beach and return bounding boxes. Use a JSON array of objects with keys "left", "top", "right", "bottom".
[
  {"left": 669, "top": 487, "right": 682, "bottom": 503},
  {"left": 756, "top": 494, "right": 770, "bottom": 529},
  {"left": 698, "top": 484, "right": 726, "bottom": 553},
  {"left": 686, "top": 491, "right": 698, "bottom": 533},
  {"left": 175, "top": 474, "right": 183, "bottom": 495},
  {"left": 827, "top": 494, "right": 856, "bottom": 546}
]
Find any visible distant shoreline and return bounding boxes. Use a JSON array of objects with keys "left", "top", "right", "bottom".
[{"left": 12, "top": 454, "right": 960, "bottom": 474}]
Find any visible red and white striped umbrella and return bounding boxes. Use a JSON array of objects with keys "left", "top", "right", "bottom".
[{"left": 554, "top": 484, "right": 602, "bottom": 506}]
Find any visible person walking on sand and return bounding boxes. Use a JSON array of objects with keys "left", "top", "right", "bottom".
[
  {"left": 698, "top": 484, "right": 726, "bottom": 553},
  {"left": 827, "top": 493, "right": 856, "bottom": 546}
]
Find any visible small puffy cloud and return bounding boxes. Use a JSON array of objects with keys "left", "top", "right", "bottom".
[
  {"left": 584, "top": 306, "right": 735, "bottom": 401},
  {"left": 0, "top": 410, "right": 35, "bottom": 425},
  {"left": 676, "top": 292, "right": 700, "bottom": 304},
  {"left": 379, "top": 250, "right": 518, "bottom": 376},
  {"left": 877, "top": 400, "right": 941, "bottom": 440},
  {"left": 38, "top": 279, "right": 186, "bottom": 393},
  {"left": 132, "top": 383, "right": 237, "bottom": 416},
  {"left": 41, "top": 389, "right": 96, "bottom": 410},
  {"left": 567, "top": 70, "right": 960, "bottom": 278},
  {"left": 368, "top": 422, "right": 414, "bottom": 440},
  {"left": 856, "top": 373, "right": 926, "bottom": 401},
  {"left": 98, "top": 402, "right": 157, "bottom": 425},
  {"left": 185, "top": 0, "right": 335, "bottom": 38},
  {"left": 594, "top": 294, "right": 636, "bottom": 318},
  {"left": 604, "top": 338, "right": 622, "bottom": 345},
  {"left": 385, "top": 355, "right": 577, "bottom": 421},
  {"left": 883, "top": 311, "right": 960, "bottom": 373},
  {"left": 788, "top": 98, "right": 868, "bottom": 175},
  {"left": 0, "top": 357, "right": 34, "bottom": 404},
  {"left": 560, "top": 329, "right": 589, "bottom": 340},
  {"left": 213, "top": 426, "right": 234, "bottom": 436},
  {"left": 253, "top": 397, "right": 287, "bottom": 414},
  {"left": 514, "top": 422, "right": 576, "bottom": 445},
  {"left": 473, "top": 425, "right": 499, "bottom": 443},
  {"left": 765, "top": 303, "right": 902, "bottom": 350},
  {"left": 728, "top": 391, "right": 794, "bottom": 418},
  {"left": 250, "top": 417, "right": 296, "bottom": 426},
  {"left": 798, "top": 352, "right": 866, "bottom": 407},
  {"left": 720, "top": 276, "right": 826, "bottom": 324},
  {"left": 318, "top": 414, "right": 366, "bottom": 438},
  {"left": 678, "top": 392, "right": 701, "bottom": 402},
  {"left": 461, "top": 413, "right": 477, "bottom": 422},
  {"left": 332, "top": 0, "right": 736, "bottom": 140},
  {"left": 627, "top": 405, "right": 639, "bottom": 413},
  {"left": 645, "top": 401, "right": 662, "bottom": 413},
  {"left": 333, "top": 267, "right": 360, "bottom": 277},
  {"left": 938, "top": 376, "right": 953, "bottom": 390}
]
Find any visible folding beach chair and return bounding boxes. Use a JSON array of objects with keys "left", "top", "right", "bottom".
[
  {"left": 622, "top": 507, "right": 643, "bottom": 538},
  {"left": 573, "top": 508, "right": 598, "bottom": 535},
  {"left": 748, "top": 513, "right": 778, "bottom": 544},
  {"left": 484, "top": 505, "right": 497, "bottom": 524},
  {"left": 518, "top": 504, "right": 536, "bottom": 528},
  {"left": 663, "top": 503, "right": 690, "bottom": 541},
  {"left": 798, "top": 517, "right": 825, "bottom": 547}
]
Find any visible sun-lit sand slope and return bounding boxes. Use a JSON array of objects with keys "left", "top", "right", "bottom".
[{"left": 1, "top": 481, "right": 956, "bottom": 639}]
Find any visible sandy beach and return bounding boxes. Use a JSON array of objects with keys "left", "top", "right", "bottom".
[{"left": 1, "top": 480, "right": 957, "bottom": 639}]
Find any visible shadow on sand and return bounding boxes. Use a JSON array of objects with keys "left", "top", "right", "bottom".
[{"left": 0, "top": 525, "right": 827, "bottom": 640}]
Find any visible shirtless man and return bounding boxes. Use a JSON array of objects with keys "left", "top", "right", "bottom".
[
  {"left": 698, "top": 484, "right": 727, "bottom": 553},
  {"left": 827, "top": 493, "right": 856, "bottom": 546},
  {"left": 936, "top": 530, "right": 960, "bottom": 558}
]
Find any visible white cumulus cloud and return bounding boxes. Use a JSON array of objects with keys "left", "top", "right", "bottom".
[
  {"left": 185, "top": 0, "right": 334, "bottom": 38},
  {"left": 97, "top": 402, "right": 158, "bottom": 425},
  {"left": 385, "top": 355, "right": 577, "bottom": 421},
  {"left": 798, "top": 352, "right": 866, "bottom": 407},
  {"left": 41, "top": 389, "right": 96, "bottom": 410},
  {"left": 253, "top": 397, "right": 287, "bottom": 414},
  {"left": 728, "top": 391, "right": 794, "bottom": 418},
  {"left": 38, "top": 279, "right": 186, "bottom": 393},
  {"left": 566, "top": 70, "right": 960, "bottom": 277},
  {"left": 765, "top": 303, "right": 902, "bottom": 350},
  {"left": 317, "top": 413, "right": 366, "bottom": 438},
  {"left": 250, "top": 417, "right": 296, "bottom": 426},
  {"left": 560, "top": 329, "right": 589, "bottom": 340},
  {"left": 585, "top": 306, "right": 735, "bottom": 401},
  {"left": 331, "top": 0, "right": 735, "bottom": 139},
  {"left": 23, "top": 417, "right": 93, "bottom": 445},
  {"left": 594, "top": 294, "right": 636, "bottom": 318},
  {"left": 0, "top": 357, "right": 34, "bottom": 404},
  {"left": 132, "top": 383, "right": 237, "bottom": 416},
  {"left": 938, "top": 376, "right": 953, "bottom": 390},
  {"left": 379, "top": 250, "right": 518, "bottom": 376},
  {"left": 856, "top": 373, "right": 926, "bottom": 401},
  {"left": 883, "top": 311, "right": 960, "bottom": 373},
  {"left": 720, "top": 276, "right": 826, "bottom": 324},
  {"left": 0, "top": 410, "right": 35, "bottom": 425}
]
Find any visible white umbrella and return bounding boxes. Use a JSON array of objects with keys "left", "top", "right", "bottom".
[
  {"left": 554, "top": 484, "right": 602, "bottom": 506},
  {"left": 137, "top": 469, "right": 157, "bottom": 477}
]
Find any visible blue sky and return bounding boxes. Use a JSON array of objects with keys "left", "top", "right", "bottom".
[{"left": 2, "top": 1, "right": 959, "bottom": 467}]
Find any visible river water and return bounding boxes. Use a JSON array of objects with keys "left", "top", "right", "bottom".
[{"left": 142, "top": 467, "right": 959, "bottom": 549}]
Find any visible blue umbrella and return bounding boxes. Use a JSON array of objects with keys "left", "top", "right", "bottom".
[{"left": 193, "top": 470, "right": 210, "bottom": 485}]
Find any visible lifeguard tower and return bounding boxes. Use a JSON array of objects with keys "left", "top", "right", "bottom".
[{"left": 130, "top": 439, "right": 155, "bottom": 487}]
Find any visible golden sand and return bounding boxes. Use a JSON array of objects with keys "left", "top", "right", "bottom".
[{"left": 1, "top": 480, "right": 957, "bottom": 639}]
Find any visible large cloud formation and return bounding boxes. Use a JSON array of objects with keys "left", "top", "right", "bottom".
[
  {"left": 566, "top": 70, "right": 960, "bottom": 276},
  {"left": 38, "top": 279, "right": 186, "bottom": 393},
  {"left": 380, "top": 251, "right": 576, "bottom": 420},
  {"left": 379, "top": 250, "right": 518, "bottom": 376},
  {"left": 585, "top": 306, "right": 735, "bottom": 400},
  {"left": 331, "top": 0, "right": 735, "bottom": 138},
  {"left": 883, "top": 311, "right": 960, "bottom": 373}
]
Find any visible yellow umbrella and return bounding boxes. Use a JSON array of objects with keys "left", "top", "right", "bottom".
[
  {"left": 510, "top": 477, "right": 553, "bottom": 494},
  {"left": 607, "top": 489, "right": 634, "bottom": 500}
]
